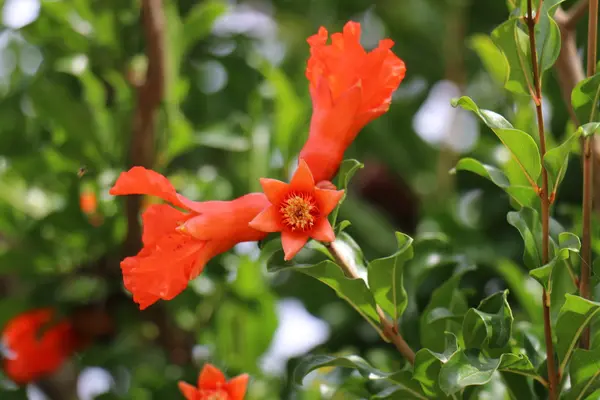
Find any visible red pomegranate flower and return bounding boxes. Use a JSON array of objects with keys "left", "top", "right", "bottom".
[
  {"left": 299, "top": 21, "right": 406, "bottom": 183},
  {"left": 1, "top": 309, "right": 82, "bottom": 384},
  {"left": 178, "top": 363, "right": 248, "bottom": 400},
  {"left": 249, "top": 160, "right": 344, "bottom": 260},
  {"left": 109, "top": 167, "right": 270, "bottom": 309}
]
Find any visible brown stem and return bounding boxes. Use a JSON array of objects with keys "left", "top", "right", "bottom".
[
  {"left": 564, "top": 0, "right": 590, "bottom": 30},
  {"left": 326, "top": 242, "right": 416, "bottom": 364},
  {"left": 526, "top": 1, "right": 559, "bottom": 398},
  {"left": 580, "top": 0, "right": 598, "bottom": 350}
]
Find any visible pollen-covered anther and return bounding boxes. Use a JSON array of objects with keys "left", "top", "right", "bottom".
[{"left": 280, "top": 193, "right": 319, "bottom": 231}]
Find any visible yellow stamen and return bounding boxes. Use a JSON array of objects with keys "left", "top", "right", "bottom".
[{"left": 280, "top": 193, "right": 318, "bottom": 231}]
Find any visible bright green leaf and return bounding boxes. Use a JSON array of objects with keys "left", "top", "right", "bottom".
[
  {"left": 452, "top": 97, "right": 541, "bottom": 185},
  {"left": 535, "top": 0, "right": 563, "bottom": 72},
  {"left": 579, "top": 122, "right": 600, "bottom": 138},
  {"left": 331, "top": 159, "right": 364, "bottom": 226},
  {"left": 556, "top": 294, "right": 600, "bottom": 374},
  {"left": 507, "top": 207, "right": 543, "bottom": 270},
  {"left": 563, "top": 346, "right": 600, "bottom": 400},
  {"left": 491, "top": 19, "right": 534, "bottom": 96},
  {"left": 462, "top": 290, "right": 513, "bottom": 350},
  {"left": 413, "top": 333, "right": 458, "bottom": 398},
  {"left": 367, "top": 232, "right": 413, "bottom": 321},
  {"left": 543, "top": 129, "right": 581, "bottom": 195},
  {"left": 469, "top": 34, "right": 509, "bottom": 86},
  {"left": 572, "top": 72, "right": 600, "bottom": 124}
]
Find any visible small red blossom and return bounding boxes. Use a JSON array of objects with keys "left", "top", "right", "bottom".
[
  {"left": 79, "top": 191, "right": 97, "bottom": 215},
  {"left": 109, "top": 167, "right": 270, "bottom": 310},
  {"left": 299, "top": 21, "right": 406, "bottom": 182},
  {"left": 1, "top": 309, "right": 83, "bottom": 384},
  {"left": 249, "top": 160, "right": 344, "bottom": 260},
  {"left": 178, "top": 364, "right": 248, "bottom": 400}
]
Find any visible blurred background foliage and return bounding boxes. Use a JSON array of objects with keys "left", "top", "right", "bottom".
[{"left": 0, "top": 0, "right": 594, "bottom": 399}]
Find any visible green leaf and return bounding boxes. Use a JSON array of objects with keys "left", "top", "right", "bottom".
[
  {"left": 452, "top": 157, "right": 537, "bottom": 207},
  {"left": 556, "top": 294, "right": 600, "bottom": 374},
  {"left": 529, "top": 258, "right": 558, "bottom": 293},
  {"left": 493, "top": 259, "right": 542, "bottom": 325},
  {"left": 182, "top": 0, "right": 227, "bottom": 54},
  {"left": 293, "top": 355, "right": 428, "bottom": 399},
  {"left": 413, "top": 333, "right": 458, "bottom": 398},
  {"left": 557, "top": 232, "right": 581, "bottom": 259},
  {"left": 469, "top": 34, "right": 509, "bottom": 86},
  {"left": 331, "top": 159, "right": 364, "bottom": 226},
  {"left": 452, "top": 97, "right": 541, "bottom": 186},
  {"left": 420, "top": 264, "right": 475, "bottom": 352},
  {"left": 439, "top": 350, "right": 539, "bottom": 396},
  {"left": 507, "top": 207, "right": 543, "bottom": 270},
  {"left": 571, "top": 72, "right": 600, "bottom": 123},
  {"left": 367, "top": 232, "right": 413, "bottom": 321},
  {"left": 491, "top": 19, "right": 534, "bottom": 96},
  {"left": 543, "top": 129, "right": 581, "bottom": 195},
  {"left": 268, "top": 260, "right": 381, "bottom": 332},
  {"left": 563, "top": 346, "right": 600, "bottom": 400},
  {"left": 579, "top": 122, "right": 600, "bottom": 138},
  {"left": 536, "top": 0, "right": 563, "bottom": 72},
  {"left": 529, "top": 233, "right": 579, "bottom": 294},
  {"left": 463, "top": 290, "right": 513, "bottom": 350}
]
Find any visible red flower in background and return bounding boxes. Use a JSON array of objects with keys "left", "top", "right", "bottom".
[
  {"left": 249, "top": 160, "right": 344, "bottom": 260},
  {"left": 178, "top": 364, "right": 248, "bottom": 400},
  {"left": 299, "top": 21, "right": 406, "bottom": 183},
  {"left": 109, "top": 167, "right": 270, "bottom": 310},
  {"left": 1, "top": 309, "right": 83, "bottom": 384}
]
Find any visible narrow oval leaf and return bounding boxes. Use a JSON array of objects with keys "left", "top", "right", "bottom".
[
  {"left": 452, "top": 157, "right": 536, "bottom": 207},
  {"left": 268, "top": 260, "right": 380, "bottom": 329},
  {"left": 563, "top": 347, "right": 600, "bottom": 400},
  {"left": 535, "top": 0, "right": 563, "bottom": 72},
  {"left": 462, "top": 290, "right": 513, "bottom": 350},
  {"left": 556, "top": 294, "right": 600, "bottom": 374},
  {"left": 491, "top": 19, "right": 534, "bottom": 95},
  {"left": 413, "top": 333, "right": 458, "bottom": 398},
  {"left": 367, "top": 232, "right": 413, "bottom": 321},
  {"left": 469, "top": 34, "right": 509, "bottom": 86},
  {"left": 439, "top": 350, "right": 539, "bottom": 396},
  {"left": 453, "top": 96, "right": 541, "bottom": 185},
  {"left": 571, "top": 72, "right": 600, "bottom": 124},
  {"left": 331, "top": 159, "right": 364, "bottom": 226},
  {"left": 579, "top": 122, "right": 600, "bottom": 138},
  {"left": 507, "top": 207, "right": 543, "bottom": 269},
  {"left": 420, "top": 264, "right": 475, "bottom": 352},
  {"left": 543, "top": 129, "right": 581, "bottom": 195}
]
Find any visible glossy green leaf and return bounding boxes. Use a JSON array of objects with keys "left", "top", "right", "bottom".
[
  {"left": 530, "top": 233, "right": 579, "bottom": 294},
  {"left": 463, "top": 290, "right": 513, "bottom": 350},
  {"left": 469, "top": 34, "right": 509, "bottom": 85},
  {"left": 268, "top": 260, "right": 380, "bottom": 330},
  {"left": 413, "top": 333, "right": 458, "bottom": 398},
  {"left": 439, "top": 350, "right": 539, "bottom": 396},
  {"left": 331, "top": 159, "right": 364, "bottom": 226},
  {"left": 452, "top": 97, "right": 541, "bottom": 185},
  {"left": 507, "top": 207, "right": 543, "bottom": 270},
  {"left": 452, "top": 157, "right": 537, "bottom": 207},
  {"left": 556, "top": 294, "right": 600, "bottom": 374},
  {"left": 563, "top": 346, "right": 600, "bottom": 400},
  {"left": 543, "top": 129, "right": 581, "bottom": 195},
  {"left": 367, "top": 232, "right": 413, "bottom": 321},
  {"left": 579, "top": 122, "right": 600, "bottom": 138},
  {"left": 293, "top": 355, "right": 427, "bottom": 399},
  {"left": 494, "top": 259, "right": 542, "bottom": 324},
  {"left": 535, "top": 0, "right": 563, "bottom": 72},
  {"left": 420, "top": 264, "right": 475, "bottom": 352},
  {"left": 557, "top": 232, "right": 581, "bottom": 259},
  {"left": 491, "top": 19, "right": 534, "bottom": 95},
  {"left": 571, "top": 72, "right": 600, "bottom": 123}
]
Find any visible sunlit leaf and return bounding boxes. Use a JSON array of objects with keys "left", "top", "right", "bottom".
[
  {"left": 507, "top": 207, "right": 543, "bottom": 270},
  {"left": 543, "top": 128, "right": 581, "bottom": 195},
  {"left": 491, "top": 19, "right": 534, "bottom": 96},
  {"left": 571, "top": 72, "right": 600, "bottom": 124},
  {"left": 331, "top": 159, "right": 364, "bottom": 226}
]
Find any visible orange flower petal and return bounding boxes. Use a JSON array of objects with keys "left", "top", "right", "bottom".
[
  {"left": 109, "top": 167, "right": 201, "bottom": 212},
  {"left": 289, "top": 160, "right": 316, "bottom": 193},
  {"left": 248, "top": 205, "right": 282, "bottom": 233},
  {"left": 198, "top": 364, "right": 226, "bottom": 390},
  {"left": 178, "top": 381, "right": 199, "bottom": 400},
  {"left": 141, "top": 204, "right": 189, "bottom": 246},
  {"left": 120, "top": 234, "right": 205, "bottom": 310},
  {"left": 310, "top": 218, "right": 335, "bottom": 242},
  {"left": 314, "top": 188, "right": 345, "bottom": 216},
  {"left": 226, "top": 374, "right": 249, "bottom": 400},
  {"left": 259, "top": 178, "right": 289, "bottom": 205},
  {"left": 281, "top": 231, "right": 309, "bottom": 261}
]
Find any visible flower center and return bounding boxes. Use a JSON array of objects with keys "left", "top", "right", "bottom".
[
  {"left": 200, "top": 389, "right": 229, "bottom": 400},
  {"left": 280, "top": 193, "right": 318, "bottom": 231}
]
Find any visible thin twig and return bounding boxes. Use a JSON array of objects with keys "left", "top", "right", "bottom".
[
  {"left": 526, "top": 1, "right": 559, "bottom": 398},
  {"left": 326, "top": 242, "right": 416, "bottom": 364},
  {"left": 579, "top": 0, "right": 598, "bottom": 350}
]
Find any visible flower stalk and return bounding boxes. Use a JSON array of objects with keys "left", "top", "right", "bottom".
[
  {"left": 326, "top": 242, "right": 416, "bottom": 365},
  {"left": 525, "top": 0, "right": 559, "bottom": 397}
]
